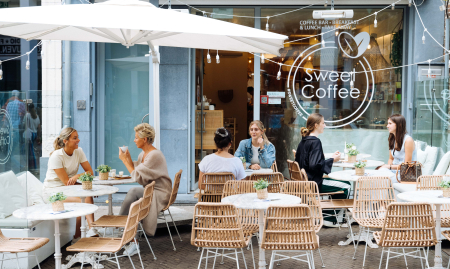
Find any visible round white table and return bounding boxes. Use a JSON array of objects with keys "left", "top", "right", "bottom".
[
  {"left": 245, "top": 168, "right": 274, "bottom": 177},
  {"left": 325, "top": 153, "right": 371, "bottom": 160},
  {"left": 222, "top": 193, "right": 301, "bottom": 269},
  {"left": 13, "top": 203, "right": 98, "bottom": 269},
  {"left": 398, "top": 190, "right": 450, "bottom": 269},
  {"left": 333, "top": 160, "right": 384, "bottom": 169}
]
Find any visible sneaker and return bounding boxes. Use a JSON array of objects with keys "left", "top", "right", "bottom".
[
  {"left": 323, "top": 220, "right": 340, "bottom": 228},
  {"left": 71, "top": 237, "right": 81, "bottom": 245},
  {"left": 123, "top": 242, "right": 139, "bottom": 257},
  {"left": 86, "top": 227, "right": 99, "bottom": 237}
]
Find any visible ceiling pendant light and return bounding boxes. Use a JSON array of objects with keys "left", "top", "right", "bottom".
[{"left": 207, "top": 49, "right": 211, "bottom": 63}]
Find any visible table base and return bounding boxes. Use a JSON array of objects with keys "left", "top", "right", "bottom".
[
  {"left": 63, "top": 252, "right": 108, "bottom": 269},
  {"left": 338, "top": 230, "right": 378, "bottom": 249}
]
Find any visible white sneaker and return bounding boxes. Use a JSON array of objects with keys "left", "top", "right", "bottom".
[
  {"left": 86, "top": 227, "right": 98, "bottom": 237},
  {"left": 323, "top": 220, "right": 340, "bottom": 228},
  {"left": 123, "top": 242, "right": 139, "bottom": 257}
]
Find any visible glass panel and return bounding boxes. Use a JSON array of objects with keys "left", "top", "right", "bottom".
[
  {"left": 190, "top": 8, "right": 255, "bottom": 28},
  {"left": 260, "top": 8, "right": 404, "bottom": 176},
  {"left": 103, "top": 44, "right": 149, "bottom": 174},
  {"left": 26, "top": 90, "right": 42, "bottom": 179}
]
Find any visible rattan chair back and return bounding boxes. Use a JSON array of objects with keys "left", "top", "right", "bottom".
[
  {"left": 120, "top": 199, "right": 142, "bottom": 247},
  {"left": 249, "top": 172, "right": 284, "bottom": 193},
  {"left": 377, "top": 202, "right": 437, "bottom": 247},
  {"left": 191, "top": 202, "right": 247, "bottom": 248},
  {"left": 199, "top": 172, "right": 235, "bottom": 202},
  {"left": 261, "top": 204, "right": 318, "bottom": 251},
  {"left": 417, "top": 175, "right": 450, "bottom": 190},
  {"left": 271, "top": 161, "right": 278, "bottom": 172},
  {"left": 353, "top": 176, "right": 396, "bottom": 228},
  {"left": 287, "top": 160, "right": 306, "bottom": 181},
  {"left": 138, "top": 181, "right": 155, "bottom": 222},
  {"left": 281, "top": 181, "right": 323, "bottom": 232},
  {"left": 222, "top": 180, "right": 256, "bottom": 198},
  {"left": 162, "top": 169, "right": 183, "bottom": 211}
]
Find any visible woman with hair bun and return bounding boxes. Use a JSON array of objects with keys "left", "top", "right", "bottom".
[
  {"left": 43, "top": 127, "right": 95, "bottom": 240},
  {"left": 198, "top": 127, "right": 246, "bottom": 189},
  {"left": 235, "top": 120, "right": 275, "bottom": 170},
  {"left": 295, "top": 113, "right": 350, "bottom": 227}
]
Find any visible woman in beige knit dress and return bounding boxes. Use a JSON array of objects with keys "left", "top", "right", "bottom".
[{"left": 118, "top": 123, "right": 172, "bottom": 255}]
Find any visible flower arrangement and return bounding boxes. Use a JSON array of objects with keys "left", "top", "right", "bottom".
[
  {"left": 439, "top": 180, "right": 450, "bottom": 197},
  {"left": 49, "top": 192, "right": 67, "bottom": 212},
  {"left": 354, "top": 160, "right": 367, "bottom": 169},
  {"left": 347, "top": 148, "right": 359, "bottom": 156},
  {"left": 79, "top": 172, "right": 94, "bottom": 190},
  {"left": 96, "top": 164, "right": 111, "bottom": 180},
  {"left": 254, "top": 179, "right": 270, "bottom": 199},
  {"left": 354, "top": 160, "right": 366, "bottom": 176}
]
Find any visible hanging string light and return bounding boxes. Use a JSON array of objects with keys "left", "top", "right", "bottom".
[
  {"left": 335, "top": 31, "right": 338, "bottom": 36},
  {"left": 300, "top": 52, "right": 304, "bottom": 57},
  {"left": 207, "top": 49, "right": 211, "bottom": 63},
  {"left": 277, "top": 63, "right": 282, "bottom": 80},
  {"left": 216, "top": 50, "right": 220, "bottom": 64},
  {"left": 266, "top": 17, "right": 269, "bottom": 31},
  {"left": 422, "top": 29, "right": 427, "bottom": 44},
  {"left": 324, "top": 0, "right": 327, "bottom": 7},
  {"left": 391, "top": 3, "right": 395, "bottom": 10},
  {"left": 374, "top": 12, "right": 378, "bottom": 28},
  {"left": 408, "top": 0, "right": 412, "bottom": 6},
  {"left": 350, "top": 70, "right": 355, "bottom": 89},
  {"left": 261, "top": 53, "right": 265, "bottom": 64},
  {"left": 25, "top": 52, "right": 30, "bottom": 70},
  {"left": 322, "top": 36, "right": 326, "bottom": 48}
]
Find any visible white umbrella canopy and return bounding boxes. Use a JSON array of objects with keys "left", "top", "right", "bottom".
[{"left": 0, "top": 0, "right": 287, "bottom": 55}]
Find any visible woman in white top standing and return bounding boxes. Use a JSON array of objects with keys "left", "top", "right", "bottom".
[
  {"left": 23, "top": 103, "right": 40, "bottom": 168},
  {"left": 198, "top": 127, "right": 246, "bottom": 189},
  {"left": 43, "top": 127, "right": 95, "bottom": 240}
]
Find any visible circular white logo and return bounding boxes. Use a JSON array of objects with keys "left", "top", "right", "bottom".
[
  {"left": 0, "top": 109, "right": 13, "bottom": 164},
  {"left": 287, "top": 31, "right": 375, "bottom": 128}
]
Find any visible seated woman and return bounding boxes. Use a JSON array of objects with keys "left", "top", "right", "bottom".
[
  {"left": 43, "top": 127, "right": 95, "bottom": 241},
  {"left": 118, "top": 123, "right": 172, "bottom": 255},
  {"left": 377, "top": 114, "right": 417, "bottom": 184},
  {"left": 235, "top": 120, "right": 275, "bottom": 170},
  {"left": 198, "top": 127, "right": 246, "bottom": 189},
  {"left": 295, "top": 113, "right": 350, "bottom": 227}
]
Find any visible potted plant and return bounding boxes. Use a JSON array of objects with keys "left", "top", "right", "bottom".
[
  {"left": 239, "top": 157, "right": 246, "bottom": 170},
  {"left": 254, "top": 179, "right": 270, "bottom": 199},
  {"left": 96, "top": 164, "right": 111, "bottom": 180},
  {"left": 49, "top": 192, "right": 67, "bottom": 212},
  {"left": 354, "top": 160, "right": 367, "bottom": 176},
  {"left": 347, "top": 147, "right": 359, "bottom": 163},
  {"left": 439, "top": 180, "right": 450, "bottom": 198},
  {"left": 79, "top": 172, "right": 94, "bottom": 190}
]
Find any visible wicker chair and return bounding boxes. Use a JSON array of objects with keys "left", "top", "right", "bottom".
[
  {"left": 261, "top": 205, "right": 319, "bottom": 269},
  {"left": 271, "top": 161, "right": 278, "bottom": 172},
  {"left": 0, "top": 229, "right": 49, "bottom": 269},
  {"left": 287, "top": 160, "right": 307, "bottom": 181},
  {"left": 416, "top": 175, "right": 450, "bottom": 227},
  {"left": 158, "top": 169, "right": 183, "bottom": 251},
  {"left": 67, "top": 199, "right": 144, "bottom": 269},
  {"left": 249, "top": 172, "right": 284, "bottom": 193},
  {"left": 198, "top": 172, "right": 235, "bottom": 202},
  {"left": 191, "top": 202, "right": 255, "bottom": 268},
  {"left": 352, "top": 176, "right": 396, "bottom": 267},
  {"left": 90, "top": 182, "right": 157, "bottom": 260},
  {"left": 374, "top": 202, "right": 437, "bottom": 269}
]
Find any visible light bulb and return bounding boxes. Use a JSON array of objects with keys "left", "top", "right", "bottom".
[
  {"left": 216, "top": 51, "right": 220, "bottom": 64},
  {"left": 308, "top": 56, "right": 311, "bottom": 61},
  {"left": 300, "top": 52, "right": 303, "bottom": 57},
  {"left": 374, "top": 13, "right": 378, "bottom": 28},
  {"left": 277, "top": 63, "right": 282, "bottom": 80},
  {"left": 266, "top": 17, "right": 269, "bottom": 31},
  {"left": 249, "top": 59, "right": 252, "bottom": 63},
  {"left": 392, "top": 3, "right": 395, "bottom": 10},
  {"left": 207, "top": 50, "right": 211, "bottom": 63},
  {"left": 0, "top": 69, "right": 3, "bottom": 81},
  {"left": 26, "top": 60, "right": 30, "bottom": 70},
  {"left": 368, "top": 44, "right": 371, "bottom": 49},
  {"left": 322, "top": 38, "right": 325, "bottom": 48},
  {"left": 408, "top": 0, "right": 412, "bottom": 6},
  {"left": 335, "top": 31, "right": 338, "bottom": 36},
  {"left": 261, "top": 54, "right": 265, "bottom": 64},
  {"left": 324, "top": 0, "right": 327, "bottom": 7},
  {"left": 422, "top": 30, "right": 426, "bottom": 44}
]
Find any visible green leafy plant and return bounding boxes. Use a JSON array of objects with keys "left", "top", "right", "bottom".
[
  {"left": 239, "top": 157, "right": 246, "bottom": 164},
  {"left": 96, "top": 164, "right": 111, "bottom": 173},
  {"left": 79, "top": 172, "right": 94, "bottom": 182},
  {"left": 354, "top": 160, "right": 367, "bottom": 169},
  {"left": 345, "top": 143, "right": 355, "bottom": 149},
  {"left": 253, "top": 179, "right": 269, "bottom": 190},
  {"left": 390, "top": 29, "right": 403, "bottom": 75},
  {"left": 49, "top": 192, "right": 67, "bottom": 203},
  {"left": 439, "top": 180, "right": 450, "bottom": 189},
  {"left": 348, "top": 148, "right": 359, "bottom": 156}
]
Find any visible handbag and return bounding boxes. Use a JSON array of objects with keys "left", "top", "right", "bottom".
[{"left": 396, "top": 161, "right": 422, "bottom": 183}]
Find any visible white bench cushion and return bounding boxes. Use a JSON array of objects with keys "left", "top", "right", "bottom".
[
  {"left": 434, "top": 151, "right": 450, "bottom": 175},
  {"left": 0, "top": 215, "right": 43, "bottom": 229},
  {"left": 17, "top": 171, "right": 45, "bottom": 206},
  {"left": 418, "top": 146, "right": 438, "bottom": 175},
  {"left": 0, "top": 171, "right": 26, "bottom": 219},
  {"left": 393, "top": 183, "right": 417, "bottom": 193}
]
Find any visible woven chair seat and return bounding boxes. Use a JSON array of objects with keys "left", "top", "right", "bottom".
[
  {"left": 262, "top": 234, "right": 319, "bottom": 251},
  {"left": 242, "top": 224, "right": 259, "bottom": 237},
  {"left": 0, "top": 237, "right": 49, "bottom": 253},
  {"left": 354, "top": 217, "right": 385, "bottom": 228},
  {"left": 67, "top": 237, "right": 123, "bottom": 253},
  {"left": 91, "top": 215, "right": 128, "bottom": 228},
  {"left": 373, "top": 231, "right": 436, "bottom": 248},
  {"left": 320, "top": 199, "right": 354, "bottom": 209},
  {"left": 192, "top": 235, "right": 252, "bottom": 249}
]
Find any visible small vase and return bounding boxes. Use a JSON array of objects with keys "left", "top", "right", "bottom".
[
  {"left": 52, "top": 201, "right": 65, "bottom": 212},
  {"left": 443, "top": 188, "right": 450, "bottom": 198},
  {"left": 82, "top": 181, "right": 92, "bottom": 190},
  {"left": 348, "top": 155, "right": 357, "bottom": 163},
  {"left": 99, "top": 172, "right": 109, "bottom": 180},
  {"left": 257, "top": 189, "right": 268, "bottom": 199},
  {"left": 355, "top": 167, "right": 365, "bottom": 176}
]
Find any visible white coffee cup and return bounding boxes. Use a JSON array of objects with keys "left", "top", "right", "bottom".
[
  {"left": 111, "top": 171, "right": 116, "bottom": 178},
  {"left": 120, "top": 146, "right": 128, "bottom": 153},
  {"left": 209, "top": 105, "right": 214, "bottom": 110},
  {"left": 119, "top": 171, "right": 124, "bottom": 177}
]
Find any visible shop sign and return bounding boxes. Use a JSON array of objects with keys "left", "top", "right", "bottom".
[
  {"left": 267, "top": 91, "right": 285, "bottom": 98},
  {"left": 287, "top": 31, "right": 375, "bottom": 128},
  {"left": 261, "top": 95, "right": 269, "bottom": 104},
  {"left": 299, "top": 19, "right": 358, "bottom": 30},
  {"left": 0, "top": 36, "right": 20, "bottom": 56},
  {"left": 0, "top": 109, "right": 13, "bottom": 164},
  {"left": 268, "top": 98, "right": 281, "bottom": 105}
]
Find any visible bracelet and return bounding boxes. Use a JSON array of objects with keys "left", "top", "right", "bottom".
[{"left": 390, "top": 165, "right": 391, "bottom": 170}]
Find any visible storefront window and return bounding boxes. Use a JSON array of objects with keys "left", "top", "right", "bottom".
[
  {"left": 260, "top": 8, "right": 404, "bottom": 175},
  {"left": 190, "top": 8, "right": 254, "bottom": 28}
]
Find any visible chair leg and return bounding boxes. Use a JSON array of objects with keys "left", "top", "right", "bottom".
[
  {"left": 162, "top": 212, "right": 176, "bottom": 251},
  {"left": 317, "top": 249, "right": 325, "bottom": 267},
  {"left": 80, "top": 252, "right": 86, "bottom": 269},
  {"left": 134, "top": 239, "right": 145, "bottom": 269},
  {"left": 33, "top": 251, "right": 41, "bottom": 269},
  {"left": 385, "top": 248, "right": 391, "bottom": 269},
  {"left": 417, "top": 248, "right": 424, "bottom": 269},
  {"left": 212, "top": 248, "right": 218, "bottom": 269},
  {"left": 167, "top": 208, "right": 182, "bottom": 241},
  {"left": 353, "top": 226, "right": 364, "bottom": 260},
  {"left": 424, "top": 248, "right": 431, "bottom": 269},
  {"left": 362, "top": 228, "right": 370, "bottom": 267},
  {"left": 269, "top": 251, "right": 275, "bottom": 269},
  {"left": 205, "top": 247, "right": 209, "bottom": 269},
  {"left": 235, "top": 249, "right": 240, "bottom": 269},
  {"left": 378, "top": 247, "right": 385, "bottom": 269},
  {"left": 402, "top": 248, "right": 408, "bottom": 268},
  {"left": 346, "top": 211, "right": 356, "bottom": 248},
  {"left": 125, "top": 249, "right": 137, "bottom": 269},
  {"left": 14, "top": 253, "right": 20, "bottom": 269},
  {"left": 241, "top": 248, "right": 248, "bottom": 269},
  {"left": 115, "top": 253, "right": 122, "bottom": 269},
  {"left": 310, "top": 250, "right": 316, "bottom": 269},
  {"left": 197, "top": 248, "right": 204, "bottom": 269},
  {"left": 140, "top": 223, "right": 157, "bottom": 260},
  {"left": 0, "top": 253, "right": 3, "bottom": 269},
  {"left": 250, "top": 240, "right": 256, "bottom": 269},
  {"left": 220, "top": 249, "right": 225, "bottom": 265}
]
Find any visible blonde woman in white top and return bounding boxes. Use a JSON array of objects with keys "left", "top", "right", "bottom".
[{"left": 43, "top": 127, "right": 95, "bottom": 240}]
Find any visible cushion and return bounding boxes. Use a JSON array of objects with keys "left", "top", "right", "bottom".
[
  {"left": 393, "top": 183, "right": 417, "bottom": 193},
  {"left": 16, "top": 172, "right": 45, "bottom": 206},
  {"left": 0, "top": 171, "right": 26, "bottom": 219},
  {"left": 0, "top": 215, "right": 43, "bottom": 229},
  {"left": 417, "top": 147, "right": 428, "bottom": 166},
  {"left": 434, "top": 151, "right": 450, "bottom": 175},
  {"left": 422, "top": 146, "right": 438, "bottom": 175}
]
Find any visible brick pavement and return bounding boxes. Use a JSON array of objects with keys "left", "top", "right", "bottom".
[{"left": 37, "top": 224, "right": 450, "bottom": 269}]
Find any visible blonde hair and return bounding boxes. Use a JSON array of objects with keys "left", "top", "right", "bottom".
[
  {"left": 51, "top": 127, "right": 76, "bottom": 155},
  {"left": 249, "top": 120, "right": 269, "bottom": 146},
  {"left": 301, "top": 113, "right": 324, "bottom": 137},
  {"left": 134, "top": 123, "right": 155, "bottom": 144}
]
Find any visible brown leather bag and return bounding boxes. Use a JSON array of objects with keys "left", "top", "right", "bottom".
[{"left": 396, "top": 161, "right": 422, "bottom": 183}]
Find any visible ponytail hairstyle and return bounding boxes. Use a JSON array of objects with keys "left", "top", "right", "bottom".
[
  {"left": 248, "top": 120, "right": 270, "bottom": 146},
  {"left": 214, "top": 127, "right": 233, "bottom": 150},
  {"left": 388, "top": 114, "right": 407, "bottom": 152},
  {"left": 301, "top": 113, "right": 324, "bottom": 137},
  {"left": 51, "top": 127, "right": 76, "bottom": 155}
]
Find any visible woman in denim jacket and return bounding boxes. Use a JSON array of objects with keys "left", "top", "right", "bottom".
[{"left": 235, "top": 120, "right": 275, "bottom": 169}]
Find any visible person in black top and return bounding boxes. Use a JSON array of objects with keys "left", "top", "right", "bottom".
[{"left": 295, "top": 113, "right": 351, "bottom": 227}]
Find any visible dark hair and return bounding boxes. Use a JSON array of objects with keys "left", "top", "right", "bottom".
[
  {"left": 301, "top": 113, "right": 324, "bottom": 137},
  {"left": 214, "top": 127, "right": 232, "bottom": 150},
  {"left": 27, "top": 103, "right": 37, "bottom": 119},
  {"left": 388, "top": 114, "right": 407, "bottom": 152}
]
